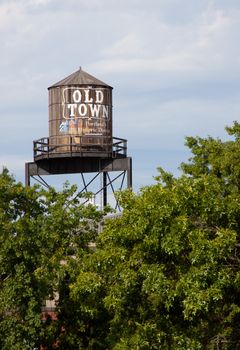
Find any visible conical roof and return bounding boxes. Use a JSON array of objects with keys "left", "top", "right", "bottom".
[{"left": 48, "top": 67, "right": 112, "bottom": 89}]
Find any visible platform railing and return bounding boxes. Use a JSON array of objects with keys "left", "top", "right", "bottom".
[{"left": 33, "top": 135, "right": 127, "bottom": 159}]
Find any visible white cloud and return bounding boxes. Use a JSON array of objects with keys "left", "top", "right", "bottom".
[
  {"left": 91, "top": 4, "right": 239, "bottom": 76},
  {"left": 0, "top": 155, "right": 29, "bottom": 173},
  {"left": 103, "top": 33, "right": 144, "bottom": 57},
  {"left": 0, "top": 2, "right": 23, "bottom": 30},
  {"left": 28, "top": 0, "right": 51, "bottom": 5},
  {"left": 1, "top": 0, "right": 240, "bottom": 188}
]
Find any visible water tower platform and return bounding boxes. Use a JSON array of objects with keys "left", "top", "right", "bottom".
[{"left": 25, "top": 135, "right": 132, "bottom": 209}]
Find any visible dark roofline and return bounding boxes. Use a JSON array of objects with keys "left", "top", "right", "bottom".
[{"left": 48, "top": 68, "right": 113, "bottom": 89}]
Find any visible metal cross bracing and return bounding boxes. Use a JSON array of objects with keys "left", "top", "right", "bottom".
[
  {"left": 25, "top": 157, "right": 132, "bottom": 211},
  {"left": 26, "top": 170, "right": 129, "bottom": 211}
]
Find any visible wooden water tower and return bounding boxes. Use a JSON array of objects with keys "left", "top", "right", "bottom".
[{"left": 25, "top": 68, "right": 132, "bottom": 208}]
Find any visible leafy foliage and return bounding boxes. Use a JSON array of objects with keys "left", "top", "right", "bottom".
[
  {"left": 0, "top": 169, "right": 105, "bottom": 349},
  {"left": 2, "top": 122, "right": 240, "bottom": 349},
  {"left": 70, "top": 123, "right": 240, "bottom": 349}
]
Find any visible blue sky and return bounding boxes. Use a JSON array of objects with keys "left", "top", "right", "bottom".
[{"left": 0, "top": 0, "right": 240, "bottom": 193}]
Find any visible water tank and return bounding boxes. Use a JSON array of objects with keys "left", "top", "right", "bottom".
[{"left": 48, "top": 68, "right": 113, "bottom": 154}]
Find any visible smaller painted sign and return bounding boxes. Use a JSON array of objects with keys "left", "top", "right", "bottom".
[{"left": 59, "top": 87, "right": 111, "bottom": 136}]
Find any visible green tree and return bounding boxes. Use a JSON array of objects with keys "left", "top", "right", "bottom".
[
  {"left": 0, "top": 169, "right": 105, "bottom": 349},
  {"left": 2, "top": 122, "right": 240, "bottom": 349},
  {"left": 70, "top": 122, "right": 240, "bottom": 349}
]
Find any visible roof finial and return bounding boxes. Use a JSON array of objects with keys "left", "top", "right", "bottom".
[{"left": 79, "top": 66, "right": 82, "bottom": 71}]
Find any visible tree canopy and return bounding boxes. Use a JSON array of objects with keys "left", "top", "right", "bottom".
[
  {"left": 0, "top": 171, "right": 105, "bottom": 349},
  {"left": 71, "top": 122, "right": 240, "bottom": 349},
  {"left": 2, "top": 122, "right": 240, "bottom": 349}
]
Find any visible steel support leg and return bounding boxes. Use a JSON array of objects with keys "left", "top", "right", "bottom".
[
  {"left": 25, "top": 163, "right": 30, "bottom": 187},
  {"left": 127, "top": 157, "right": 132, "bottom": 189},
  {"left": 103, "top": 172, "right": 107, "bottom": 207}
]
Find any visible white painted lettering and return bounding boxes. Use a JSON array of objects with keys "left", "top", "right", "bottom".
[
  {"left": 102, "top": 105, "right": 109, "bottom": 119},
  {"left": 78, "top": 103, "right": 87, "bottom": 116},
  {"left": 67, "top": 104, "right": 77, "bottom": 117},
  {"left": 73, "top": 90, "right": 82, "bottom": 103},
  {"left": 84, "top": 89, "right": 93, "bottom": 103},
  {"left": 95, "top": 90, "right": 104, "bottom": 103},
  {"left": 89, "top": 104, "right": 101, "bottom": 118}
]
